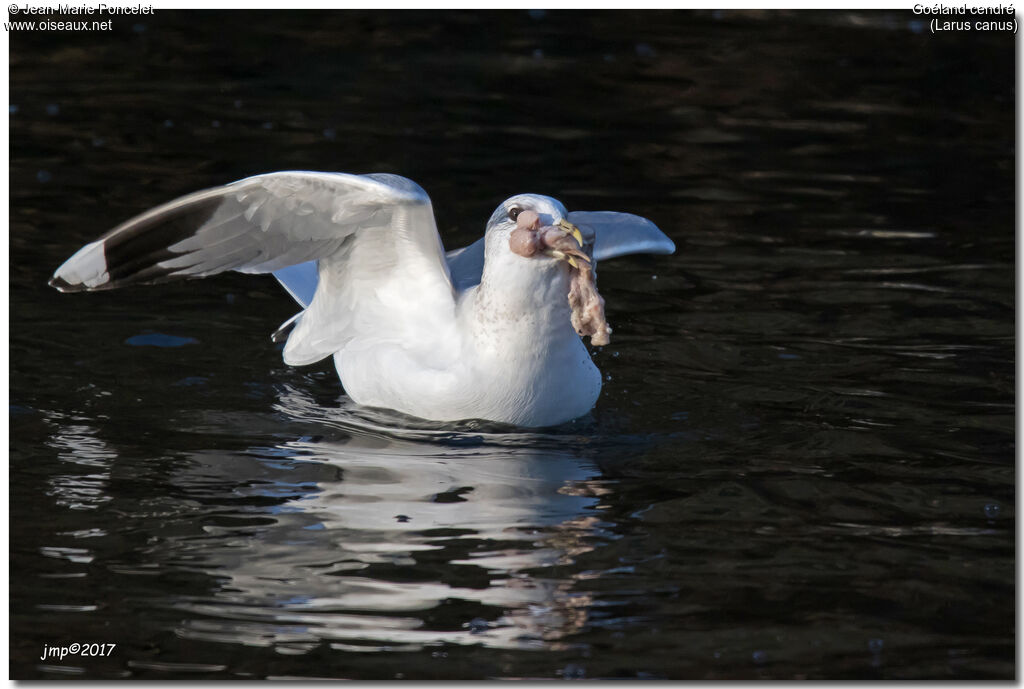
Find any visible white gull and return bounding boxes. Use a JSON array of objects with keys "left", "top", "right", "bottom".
[{"left": 50, "top": 172, "right": 674, "bottom": 427}]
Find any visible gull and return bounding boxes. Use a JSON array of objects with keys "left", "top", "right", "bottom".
[{"left": 49, "top": 172, "right": 674, "bottom": 427}]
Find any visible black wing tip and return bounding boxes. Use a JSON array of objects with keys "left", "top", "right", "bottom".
[
  {"left": 49, "top": 269, "right": 202, "bottom": 293},
  {"left": 48, "top": 274, "right": 84, "bottom": 292}
]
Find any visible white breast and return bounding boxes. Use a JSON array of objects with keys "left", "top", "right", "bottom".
[{"left": 333, "top": 256, "right": 602, "bottom": 427}]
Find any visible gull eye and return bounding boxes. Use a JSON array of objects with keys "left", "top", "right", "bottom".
[{"left": 507, "top": 207, "right": 522, "bottom": 222}]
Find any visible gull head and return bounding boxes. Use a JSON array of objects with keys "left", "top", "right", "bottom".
[
  {"left": 484, "top": 194, "right": 590, "bottom": 268},
  {"left": 481, "top": 194, "right": 612, "bottom": 346}
]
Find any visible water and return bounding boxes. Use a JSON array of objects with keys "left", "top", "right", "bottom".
[{"left": 10, "top": 10, "right": 1014, "bottom": 680}]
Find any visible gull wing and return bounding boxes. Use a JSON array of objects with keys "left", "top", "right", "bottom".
[
  {"left": 567, "top": 211, "right": 675, "bottom": 261},
  {"left": 445, "top": 237, "right": 486, "bottom": 292},
  {"left": 51, "top": 171, "right": 457, "bottom": 366}
]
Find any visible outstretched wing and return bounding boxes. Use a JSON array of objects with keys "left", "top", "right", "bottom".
[
  {"left": 566, "top": 211, "right": 675, "bottom": 261},
  {"left": 51, "top": 171, "right": 456, "bottom": 366}
]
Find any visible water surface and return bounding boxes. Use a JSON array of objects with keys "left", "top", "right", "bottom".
[{"left": 10, "top": 10, "right": 1014, "bottom": 679}]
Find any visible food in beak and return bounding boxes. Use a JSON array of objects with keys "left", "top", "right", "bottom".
[
  {"left": 509, "top": 210, "right": 612, "bottom": 346},
  {"left": 567, "top": 257, "right": 611, "bottom": 346}
]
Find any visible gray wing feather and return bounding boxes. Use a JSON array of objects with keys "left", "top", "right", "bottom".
[
  {"left": 50, "top": 171, "right": 439, "bottom": 292},
  {"left": 50, "top": 172, "right": 459, "bottom": 368},
  {"left": 567, "top": 211, "right": 675, "bottom": 262}
]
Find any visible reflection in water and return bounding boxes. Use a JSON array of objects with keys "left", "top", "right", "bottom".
[
  {"left": 46, "top": 420, "right": 115, "bottom": 512},
  {"left": 48, "top": 385, "right": 616, "bottom": 655}
]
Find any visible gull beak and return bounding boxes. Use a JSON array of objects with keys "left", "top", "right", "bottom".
[
  {"left": 543, "top": 220, "right": 590, "bottom": 269},
  {"left": 556, "top": 219, "right": 585, "bottom": 248},
  {"left": 546, "top": 250, "right": 583, "bottom": 269},
  {"left": 544, "top": 219, "right": 588, "bottom": 267}
]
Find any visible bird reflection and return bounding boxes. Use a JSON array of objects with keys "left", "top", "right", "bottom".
[
  {"left": 45, "top": 419, "right": 115, "bottom": 513},
  {"left": 123, "top": 385, "right": 614, "bottom": 654}
]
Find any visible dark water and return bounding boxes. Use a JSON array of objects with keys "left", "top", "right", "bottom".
[{"left": 9, "top": 10, "right": 1014, "bottom": 680}]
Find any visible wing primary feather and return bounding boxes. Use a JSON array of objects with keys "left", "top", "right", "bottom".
[
  {"left": 52, "top": 193, "right": 224, "bottom": 290},
  {"left": 567, "top": 211, "right": 675, "bottom": 262},
  {"left": 51, "top": 172, "right": 458, "bottom": 370},
  {"left": 51, "top": 172, "right": 443, "bottom": 294},
  {"left": 271, "top": 311, "right": 303, "bottom": 343}
]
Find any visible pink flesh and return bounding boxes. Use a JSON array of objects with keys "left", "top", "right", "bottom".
[
  {"left": 506, "top": 215, "right": 612, "bottom": 346},
  {"left": 568, "top": 260, "right": 611, "bottom": 346},
  {"left": 516, "top": 210, "right": 541, "bottom": 231},
  {"left": 509, "top": 227, "right": 540, "bottom": 257},
  {"left": 509, "top": 210, "right": 544, "bottom": 258}
]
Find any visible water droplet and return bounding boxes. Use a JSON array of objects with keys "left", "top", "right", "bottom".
[
  {"left": 635, "top": 43, "right": 656, "bottom": 58},
  {"left": 36, "top": 170, "right": 52, "bottom": 183},
  {"left": 45, "top": 103, "right": 60, "bottom": 116},
  {"left": 984, "top": 503, "right": 1001, "bottom": 519}
]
